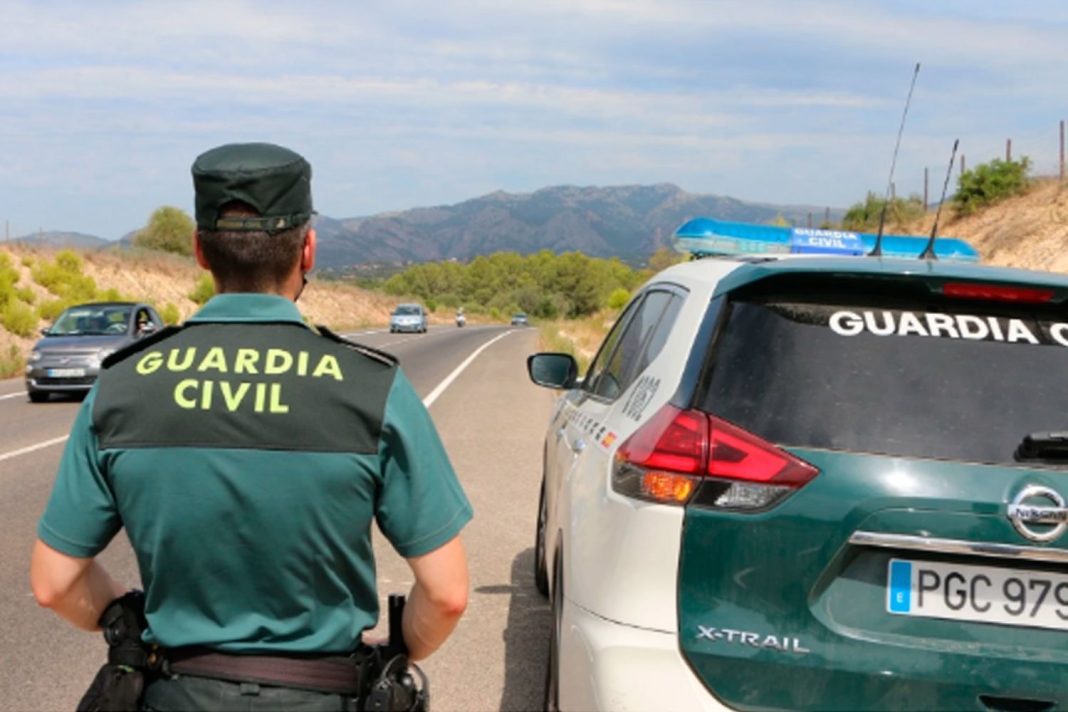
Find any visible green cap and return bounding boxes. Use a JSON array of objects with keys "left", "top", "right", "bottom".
[{"left": 192, "top": 142, "right": 313, "bottom": 232}]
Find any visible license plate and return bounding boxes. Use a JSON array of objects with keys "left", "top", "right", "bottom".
[
  {"left": 47, "top": 368, "right": 86, "bottom": 378},
  {"left": 887, "top": 558, "right": 1068, "bottom": 631}
]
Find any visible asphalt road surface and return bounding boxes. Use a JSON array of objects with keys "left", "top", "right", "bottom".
[{"left": 0, "top": 323, "right": 555, "bottom": 711}]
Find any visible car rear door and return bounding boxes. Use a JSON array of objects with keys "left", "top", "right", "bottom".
[{"left": 676, "top": 273, "right": 1068, "bottom": 710}]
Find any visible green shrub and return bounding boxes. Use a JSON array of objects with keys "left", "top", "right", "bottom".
[
  {"left": 15, "top": 287, "right": 35, "bottom": 305},
  {"left": 31, "top": 250, "right": 98, "bottom": 302},
  {"left": 38, "top": 298, "right": 76, "bottom": 322},
  {"left": 189, "top": 274, "right": 215, "bottom": 305},
  {"left": 2, "top": 300, "right": 38, "bottom": 336},
  {"left": 953, "top": 157, "right": 1031, "bottom": 215},
  {"left": 0, "top": 252, "right": 19, "bottom": 306},
  {"left": 160, "top": 302, "right": 181, "bottom": 325},
  {"left": 20, "top": 255, "right": 34, "bottom": 267},
  {"left": 606, "top": 288, "right": 630, "bottom": 310},
  {"left": 842, "top": 192, "right": 926, "bottom": 231},
  {"left": 0, "top": 344, "right": 23, "bottom": 379},
  {"left": 425, "top": 298, "right": 437, "bottom": 313}
]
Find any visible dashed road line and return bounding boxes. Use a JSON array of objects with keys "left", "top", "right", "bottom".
[{"left": 0, "top": 435, "right": 69, "bottom": 464}]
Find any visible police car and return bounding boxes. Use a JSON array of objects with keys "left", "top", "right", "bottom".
[{"left": 527, "top": 219, "right": 1068, "bottom": 711}]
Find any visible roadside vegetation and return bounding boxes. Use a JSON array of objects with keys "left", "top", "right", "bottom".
[
  {"left": 377, "top": 250, "right": 649, "bottom": 320},
  {"left": 841, "top": 192, "right": 926, "bottom": 232},
  {"left": 0, "top": 156, "right": 1054, "bottom": 379},
  {"left": 953, "top": 156, "right": 1032, "bottom": 215}
]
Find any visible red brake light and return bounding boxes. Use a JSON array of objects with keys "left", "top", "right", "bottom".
[
  {"left": 613, "top": 405, "right": 818, "bottom": 506},
  {"left": 942, "top": 282, "right": 1054, "bottom": 303},
  {"left": 709, "top": 416, "right": 818, "bottom": 486},
  {"left": 616, "top": 405, "right": 707, "bottom": 475}
]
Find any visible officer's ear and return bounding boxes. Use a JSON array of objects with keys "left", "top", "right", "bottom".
[
  {"left": 301, "top": 227, "right": 317, "bottom": 273},
  {"left": 192, "top": 230, "right": 211, "bottom": 271}
]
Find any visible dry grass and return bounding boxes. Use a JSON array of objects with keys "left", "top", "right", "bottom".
[{"left": 536, "top": 309, "right": 618, "bottom": 373}]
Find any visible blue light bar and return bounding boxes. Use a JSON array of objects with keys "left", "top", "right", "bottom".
[{"left": 673, "top": 218, "right": 979, "bottom": 262}]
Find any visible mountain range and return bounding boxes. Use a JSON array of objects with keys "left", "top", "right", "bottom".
[{"left": 6, "top": 184, "right": 840, "bottom": 269}]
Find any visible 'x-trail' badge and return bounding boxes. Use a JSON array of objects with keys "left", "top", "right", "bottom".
[{"left": 1007, "top": 485, "right": 1068, "bottom": 543}]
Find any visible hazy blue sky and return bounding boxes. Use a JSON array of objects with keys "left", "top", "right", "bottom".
[{"left": 2, "top": 0, "right": 1066, "bottom": 239}]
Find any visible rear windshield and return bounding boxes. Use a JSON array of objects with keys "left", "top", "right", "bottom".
[{"left": 699, "top": 295, "right": 1068, "bottom": 466}]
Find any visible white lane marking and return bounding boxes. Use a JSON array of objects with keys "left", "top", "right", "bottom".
[
  {"left": 0, "top": 391, "right": 27, "bottom": 401},
  {"left": 423, "top": 331, "right": 514, "bottom": 408},
  {"left": 0, "top": 435, "right": 69, "bottom": 464},
  {"left": 0, "top": 328, "right": 513, "bottom": 461},
  {"left": 341, "top": 328, "right": 387, "bottom": 337}
]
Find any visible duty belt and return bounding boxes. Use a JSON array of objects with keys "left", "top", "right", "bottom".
[{"left": 167, "top": 646, "right": 372, "bottom": 696}]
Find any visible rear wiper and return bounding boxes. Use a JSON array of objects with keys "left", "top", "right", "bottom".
[{"left": 1015, "top": 432, "right": 1068, "bottom": 461}]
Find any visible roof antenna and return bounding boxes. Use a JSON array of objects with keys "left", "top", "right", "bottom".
[
  {"left": 919, "top": 138, "right": 959, "bottom": 260},
  {"left": 871, "top": 62, "right": 921, "bottom": 257}
]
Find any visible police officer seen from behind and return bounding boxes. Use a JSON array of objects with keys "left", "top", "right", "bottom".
[{"left": 30, "top": 142, "right": 472, "bottom": 711}]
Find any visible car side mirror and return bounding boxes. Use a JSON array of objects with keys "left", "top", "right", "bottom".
[
  {"left": 40, "top": 327, "right": 51, "bottom": 336},
  {"left": 527, "top": 353, "right": 578, "bottom": 390},
  {"left": 137, "top": 322, "right": 158, "bottom": 337}
]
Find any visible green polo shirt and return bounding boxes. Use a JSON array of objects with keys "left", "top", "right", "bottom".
[{"left": 37, "top": 293, "right": 472, "bottom": 652}]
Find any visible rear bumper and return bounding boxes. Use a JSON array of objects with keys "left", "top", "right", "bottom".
[{"left": 560, "top": 598, "right": 732, "bottom": 712}]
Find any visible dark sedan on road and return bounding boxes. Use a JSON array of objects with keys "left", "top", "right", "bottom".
[{"left": 25, "top": 302, "right": 163, "bottom": 402}]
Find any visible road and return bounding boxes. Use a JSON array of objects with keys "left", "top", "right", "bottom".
[{"left": 0, "top": 323, "right": 555, "bottom": 711}]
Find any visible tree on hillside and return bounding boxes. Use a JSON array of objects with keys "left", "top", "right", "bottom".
[
  {"left": 646, "top": 246, "right": 686, "bottom": 272},
  {"left": 842, "top": 192, "right": 924, "bottom": 231},
  {"left": 134, "top": 206, "right": 195, "bottom": 257}
]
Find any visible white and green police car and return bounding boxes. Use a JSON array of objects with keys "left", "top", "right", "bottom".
[{"left": 528, "top": 219, "right": 1068, "bottom": 711}]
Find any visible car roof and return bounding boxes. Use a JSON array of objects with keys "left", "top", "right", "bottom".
[
  {"left": 64, "top": 301, "right": 141, "bottom": 308},
  {"left": 653, "top": 254, "right": 1068, "bottom": 299}
]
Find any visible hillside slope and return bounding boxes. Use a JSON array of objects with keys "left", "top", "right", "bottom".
[
  {"left": 0, "top": 245, "right": 398, "bottom": 374},
  {"left": 930, "top": 178, "right": 1068, "bottom": 271}
]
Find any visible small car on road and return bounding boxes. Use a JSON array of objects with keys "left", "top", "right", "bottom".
[
  {"left": 26, "top": 301, "right": 163, "bottom": 402},
  {"left": 389, "top": 303, "right": 428, "bottom": 333},
  {"left": 511, "top": 313, "right": 529, "bottom": 327},
  {"left": 527, "top": 218, "right": 1068, "bottom": 711}
]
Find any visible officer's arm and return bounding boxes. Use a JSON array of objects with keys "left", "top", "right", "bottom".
[
  {"left": 30, "top": 539, "right": 125, "bottom": 632},
  {"left": 402, "top": 535, "right": 469, "bottom": 661}
]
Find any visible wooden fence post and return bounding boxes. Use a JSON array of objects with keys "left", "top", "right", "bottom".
[{"left": 1060, "top": 120, "right": 1064, "bottom": 181}]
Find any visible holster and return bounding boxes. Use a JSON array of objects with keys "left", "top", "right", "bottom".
[
  {"left": 76, "top": 590, "right": 159, "bottom": 712},
  {"left": 363, "top": 595, "right": 429, "bottom": 712}
]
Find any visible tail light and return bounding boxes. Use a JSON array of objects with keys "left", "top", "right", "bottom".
[{"left": 612, "top": 405, "right": 818, "bottom": 511}]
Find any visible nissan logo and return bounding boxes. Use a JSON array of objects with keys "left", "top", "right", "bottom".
[{"left": 1007, "top": 485, "right": 1068, "bottom": 543}]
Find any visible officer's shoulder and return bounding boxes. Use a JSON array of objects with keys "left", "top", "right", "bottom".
[
  {"left": 314, "top": 325, "right": 398, "bottom": 368},
  {"left": 101, "top": 325, "right": 184, "bottom": 369}
]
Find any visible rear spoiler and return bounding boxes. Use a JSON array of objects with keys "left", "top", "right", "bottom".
[{"left": 673, "top": 218, "right": 979, "bottom": 262}]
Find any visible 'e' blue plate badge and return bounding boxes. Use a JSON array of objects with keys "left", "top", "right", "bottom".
[{"left": 888, "top": 559, "right": 912, "bottom": 613}]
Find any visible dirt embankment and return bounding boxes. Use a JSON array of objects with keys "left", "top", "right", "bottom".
[
  {"left": 913, "top": 177, "right": 1068, "bottom": 270},
  {"left": 0, "top": 244, "right": 405, "bottom": 369}
]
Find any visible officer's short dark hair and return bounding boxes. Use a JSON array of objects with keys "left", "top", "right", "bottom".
[{"left": 198, "top": 202, "right": 309, "bottom": 291}]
